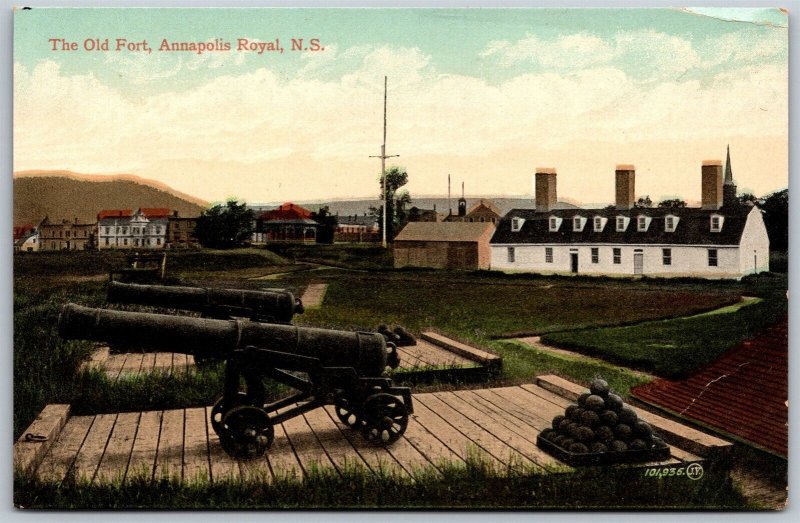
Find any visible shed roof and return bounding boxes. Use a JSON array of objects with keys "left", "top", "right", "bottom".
[
  {"left": 632, "top": 316, "right": 788, "bottom": 457},
  {"left": 394, "top": 221, "right": 495, "bottom": 242}
]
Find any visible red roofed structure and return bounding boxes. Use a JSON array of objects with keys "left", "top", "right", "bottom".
[
  {"left": 139, "top": 207, "right": 172, "bottom": 218},
  {"left": 259, "top": 202, "right": 313, "bottom": 221},
  {"left": 13, "top": 225, "right": 34, "bottom": 241},
  {"left": 632, "top": 317, "right": 788, "bottom": 457},
  {"left": 255, "top": 202, "right": 318, "bottom": 243}
]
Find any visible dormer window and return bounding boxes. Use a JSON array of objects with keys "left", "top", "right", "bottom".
[
  {"left": 710, "top": 215, "right": 724, "bottom": 232},
  {"left": 572, "top": 216, "right": 586, "bottom": 232},
  {"left": 664, "top": 215, "right": 679, "bottom": 232},
  {"left": 615, "top": 216, "right": 629, "bottom": 232},
  {"left": 511, "top": 217, "right": 524, "bottom": 232},
  {"left": 636, "top": 215, "right": 651, "bottom": 232},
  {"left": 549, "top": 216, "right": 562, "bottom": 232},
  {"left": 593, "top": 216, "right": 606, "bottom": 232}
]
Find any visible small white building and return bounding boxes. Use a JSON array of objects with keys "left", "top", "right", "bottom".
[
  {"left": 97, "top": 208, "right": 170, "bottom": 249},
  {"left": 14, "top": 228, "right": 39, "bottom": 252},
  {"left": 490, "top": 159, "right": 769, "bottom": 280}
]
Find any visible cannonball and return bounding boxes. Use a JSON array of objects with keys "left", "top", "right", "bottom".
[
  {"left": 596, "top": 425, "right": 615, "bottom": 443},
  {"left": 605, "top": 393, "right": 624, "bottom": 411},
  {"left": 566, "top": 422, "right": 581, "bottom": 439},
  {"left": 599, "top": 410, "right": 618, "bottom": 426},
  {"left": 614, "top": 423, "right": 633, "bottom": 441},
  {"left": 589, "top": 378, "right": 610, "bottom": 397},
  {"left": 629, "top": 439, "right": 647, "bottom": 451},
  {"left": 552, "top": 435, "right": 566, "bottom": 447},
  {"left": 552, "top": 415, "right": 566, "bottom": 430},
  {"left": 584, "top": 395, "right": 606, "bottom": 412},
  {"left": 569, "top": 442, "right": 589, "bottom": 454},
  {"left": 558, "top": 418, "right": 572, "bottom": 433},
  {"left": 540, "top": 428, "right": 554, "bottom": 440},
  {"left": 634, "top": 420, "right": 654, "bottom": 440},
  {"left": 578, "top": 393, "right": 591, "bottom": 407},
  {"left": 561, "top": 438, "right": 575, "bottom": 449},
  {"left": 618, "top": 405, "right": 638, "bottom": 426},
  {"left": 569, "top": 407, "right": 585, "bottom": 422},
  {"left": 564, "top": 405, "right": 580, "bottom": 420},
  {"left": 576, "top": 426, "right": 594, "bottom": 443},
  {"left": 580, "top": 410, "right": 600, "bottom": 428},
  {"left": 590, "top": 441, "right": 608, "bottom": 453},
  {"left": 610, "top": 440, "right": 628, "bottom": 452}
]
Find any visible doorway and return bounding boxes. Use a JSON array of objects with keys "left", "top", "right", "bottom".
[
  {"left": 570, "top": 252, "right": 578, "bottom": 273},
  {"left": 633, "top": 252, "right": 643, "bottom": 275}
]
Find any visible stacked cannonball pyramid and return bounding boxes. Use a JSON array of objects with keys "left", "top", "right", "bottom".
[{"left": 539, "top": 378, "right": 668, "bottom": 456}]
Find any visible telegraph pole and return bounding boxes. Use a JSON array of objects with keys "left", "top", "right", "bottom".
[{"left": 369, "top": 76, "right": 399, "bottom": 248}]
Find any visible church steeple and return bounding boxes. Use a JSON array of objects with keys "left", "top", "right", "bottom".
[
  {"left": 724, "top": 144, "right": 734, "bottom": 185},
  {"left": 723, "top": 144, "right": 738, "bottom": 207}
]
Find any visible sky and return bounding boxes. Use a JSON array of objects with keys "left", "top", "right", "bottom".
[{"left": 13, "top": 7, "right": 788, "bottom": 206}]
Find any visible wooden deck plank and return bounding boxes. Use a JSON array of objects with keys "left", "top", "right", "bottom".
[
  {"left": 204, "top": 406, "right": 242, "bottom": 483},
  {"left": 140, "top": 352, "right": 157, "bottom": 374},
  {"left": 36, "top": 415, "right": 94, "bottom": 483},
  {"left": 126, "top": 410, "right": 162, "bottom": 483},
  {"left": 433, "top": 391, "right": 550, "bottom": 472},
  {"left": 154, "top": 409, "right": 184, "bottom": 481},
  {"left": 416, "top": 340, "right": 473, "bottom": 367},
  {"left": 411, "top": 395, "right": 500, "bottom": 467},
  {"left": 71, "top": 413, "right": 117, "bottom": 483},
  {"left": 154, "top": 352, "right": 173, "bottom": 375},
  {"left": 420, "top": 332, "right": 502, "bottom": 366},
  {"left": 448, "top": 390, "right": 568, "bottom": 472},
  {"left": 14, "top": 404, "right": 71, "bottom": 477},
  {"left": 182, "top": 408, "right": 211, "bottom": 484},
  {"left": 104, "top": 354, "right": 129, "bottom": 382},
  {"left": 281, "top": 413, "right": 337, "bottom": 477},
  {"left": 302, "top": 409, "right": 371, "bottom": 474},
  {"left": 265, "top": 421, "right": 305, "bottom": 482},
  {"left": 94, "top": 412, "right": 140, "bottom": 484},
  {"left": 120, "top": 353, "right": 145, "bottom": 377},
  {"left": 396, "top": 346, "right": 430, "bottom": 369},
  {"left": 478, "top": 387, "right": 555, "bottom": 430},
  {"left": 417, "top": 392, "right": 539, "bottom": 471},
  {"left": 321, "top": 406, "right": 411, "bottom": 480},
  {"left": 401, "top": 411, "right": 463, "bottom": 473}
]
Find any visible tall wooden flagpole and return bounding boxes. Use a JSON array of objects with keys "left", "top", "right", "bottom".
[{"left": 370, "top": 76, "right": 399, "bottom": 248}]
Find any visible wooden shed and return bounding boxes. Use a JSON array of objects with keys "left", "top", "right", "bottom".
[{"left": 393, "top": 222, "right": 495, "bottom": 270}]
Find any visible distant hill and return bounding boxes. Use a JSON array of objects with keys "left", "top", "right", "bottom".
[
  {"left": 249, "top": 197, "right": 579, "bottom": 218},
  {"left": 14, "top": 172, "right": 207, "bottom": 226}
]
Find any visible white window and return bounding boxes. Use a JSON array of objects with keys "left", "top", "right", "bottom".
[
  {"left": 710, "top": 215, "right": 723, "bottom": 232},
  {"left": 616, "top": 216, "right": 628, "bottom": 232},
  {"left": 664, "top": 216, "right": 678, "bottom": 232},
  {"left": 637, "top": 216, "right": 650, "bottom": 232},
  {"left": 708, "top": 249, "right": 718, "bottom": 266},
  {"left": 105, "top": 227, "right": 110, "bottom": 234},
  {"left": 507, "top": 247, "right": 515, "bottom": 263},
  {"left": 573, "top": 217, "right": 581, "bottom": 231},
  {"left": 545, "top": 247, "right": 553, "bottom": 263},
  {"left": 663, "top": 248, "right": 672, "bottom": 266},
  {"left": 105, "top": 238, "right": 109, "bottom": 246},
  {"left": 511, "top": 217, "right": 523, "bottom": 232},
  {"left": 549, "top": 217, "right": 561, "bottom": 232},
  {"left": 591, "top": 248, "right": 599, "bottom": 264},
  {"left": 593, "top": 217, "right": 605, "bottom": 232},
  {"left": 613, "top": 248, "right": 621, "bottom": 264}
]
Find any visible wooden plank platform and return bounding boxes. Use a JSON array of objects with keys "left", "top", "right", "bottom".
[
  {"left": 300, "top": 283, "right": 328, "bottom": 309},
  {"left": 84, "top": 339, "right": 479, "bottom": 383},
  {"left": 29, "top": 384, "right": 702, "bottom": 485},
  {"left": 535, "top": 374, "right": 732, "bottom": 458},
  {"left": 13, "top": 404, "right": 71, "bottom": 477},
  {"left": 421, "top": 332, "right": 502, "bottom": 368}
]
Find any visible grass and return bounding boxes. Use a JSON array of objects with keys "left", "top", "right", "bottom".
[
  {"left": 265, "top": 243, "right": 394, "bottom": 270},
  {"left": 15, "top": 452, "right": 747, "bottom": 509},
  {"left": 540, "top": 278, "right": 787, "bottom": 378}
]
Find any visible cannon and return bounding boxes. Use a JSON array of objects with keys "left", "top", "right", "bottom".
[
  {"left": 107, "top": 281, "right": 304, "bottom": 323},
  {"left": 59, "top": 303, "right": 413, "bottom": 460}
]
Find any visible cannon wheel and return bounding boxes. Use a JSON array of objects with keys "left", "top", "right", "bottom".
[
  {"left": 334, "top": 393, "right": 365, "bottom": 430},
  {"left": 210, "top": 391, "right": 260, "bottom": 437},
  {"left": 219, "top": 405, "right": 274, "bottom": 460},
  {"left": 361, "top": 393, "right": 409, "bottom": 445}
]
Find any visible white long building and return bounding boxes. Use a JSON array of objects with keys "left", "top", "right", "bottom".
[{"left": 490, "top": 156, "right": 769, "bottom": 280}]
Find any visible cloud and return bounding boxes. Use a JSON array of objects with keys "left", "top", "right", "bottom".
[{"left": 13, "top": 40, "right": 787, "bottom": 202}]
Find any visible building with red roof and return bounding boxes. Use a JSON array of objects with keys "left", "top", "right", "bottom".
[{"left": 254, "top": 202, "right": 319, "bottom": 243}]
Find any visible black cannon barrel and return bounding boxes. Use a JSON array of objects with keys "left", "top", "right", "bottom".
[
  {"left": 107, "top": 281, "right": 303, "bottom": 321},
  {"left": 59, "top": 303, "right": 389, "bottom": 376}
]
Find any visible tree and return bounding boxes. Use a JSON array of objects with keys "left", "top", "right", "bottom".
[
  {"left": 311, "top": 206, "right": 338, "bottom": 244},
  {"left": 634, "top": 195, "right": 653, "bottom": 208},
  {"left": 657, "top": 198, "right": 687, "bottom": 209},
  {"left": 377, "top": 166, "right": 411, "bottom": 241},
  {"left": 195, "top": 199, "right": 254, "bottom": 249},
  {"left": 737, "top": 192, "right": 759, "bottom": 206},
  {"left": 760, "top": 189, "right": 788, "bottom": 252}
]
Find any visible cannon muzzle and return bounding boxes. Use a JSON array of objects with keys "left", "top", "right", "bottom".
[
  {"left": 107, "top": 281, "right": 303, "bottom": 321},
  {"left": 59, "top": 303, "right": 394, "bottom": 375}
]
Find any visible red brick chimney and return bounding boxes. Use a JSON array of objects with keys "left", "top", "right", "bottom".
[
  {"left": 615, "top": 165, "right": 635, "bottom": 210},
  {"left": 701, "top": 160, "right": 723, "bottom": 210},
  {"left": 535, "top": 168, "right": 557, "bottom": 212}
]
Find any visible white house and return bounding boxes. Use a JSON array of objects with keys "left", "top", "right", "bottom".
[
  {"left": 490, "top": 159, "right": 769, "bottom": 280},
  {"left": 97, "top": 208, "right": 170, "bottom": 249}
]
